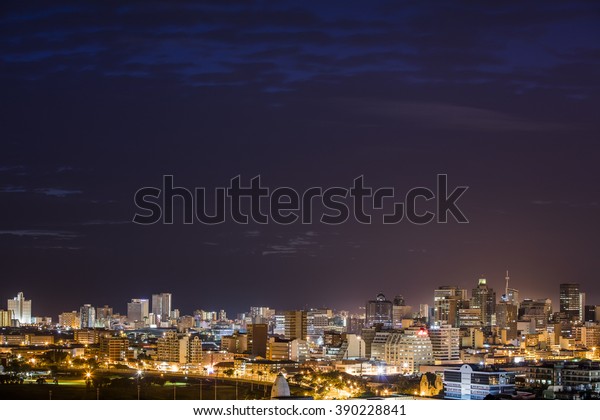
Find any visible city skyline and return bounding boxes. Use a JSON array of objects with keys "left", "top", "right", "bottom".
[{"left": 1, "top": 277, "right": 591, "bottom": 322}]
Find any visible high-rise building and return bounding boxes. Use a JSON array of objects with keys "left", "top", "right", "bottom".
[
  {"left": 384, "top": 327, "right": 434, "bottom": 374},
  {"left": 584, "top": 305, "right": 597, "bottom": 322},
  {"left": 151, "top": 293, "right": 172, "bottom": 323},
  {"left": 0, "top": 310, "right": 11, "bottom": 327},
  {"left": 470, "top": 279, "right": 496, "bottom": 327},
  {"left": 59, "top": 311, "right": 80, "bottom": 329},
  {"left": 559, "top": 283, "right": 581, "bottom": 321},
  {"left": 157, "top": 331, "right": 180, "bottom": 362},
  {"left": 365, "top": 293, "right": 393, "bottom": 329},
  {"left": 7, "top": 292, "right": 32, "bottom": 325},
  {"left": 283, "top": 310, "right": 307, "bottom": 340},
  {"left": 96, "top": 305, "right": 113, "bottom": 328},
  {"left": 496, "top": 302, "right": 518, "bottom": 341},
  {"left": 248, "top": 323, "right": 268, "bottom": 357},
  {"left": 519, "top": 298, "right": 552, "bottom": 330},
  {"left": 434, "top": 286, "right": 467, "bottom": 327},
  {"left": 79, "top": 304, "right": 96, "bottom": 329},
  {"left": 127, "top": 298, "right": 149, "bottom": 323},
  {"left": 429, "top": 324, "right": 460, "bottom": 362}
]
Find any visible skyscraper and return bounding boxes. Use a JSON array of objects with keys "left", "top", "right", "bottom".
[
  {"left": 283, "top": 310, "right": 307, "bottom": 340},
  {"left": 365, "top": 292, "right": 393, "bottom": 329},
  {"left": 433, "top": 286, "right": 467, "bottom": 327},
  {"left": 79, "top": 304, "right": 96, "bottom": 329},
  {"left": 151, "top": 293, "right": 172, "bottom": 323},
  {"left": 559, "top": 283, "right": 581, "bottom": 321},
  {"left": 470, "top": 279, "right": 496, "bottom": 327},
  {"left": 127, "top": 298, "right": 149, "bottom": 323},
  {"left": 7, "top": 292, "right": 31, "bottom": 325}
]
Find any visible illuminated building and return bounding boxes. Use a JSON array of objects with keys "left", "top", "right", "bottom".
[
  {"left": 58, "top": 311, "right": 80, "bottom": 329},
  {"left": 433, "top": 286, "right": 467, "bottom": 327},
  {"left": 458, "top": 308, "right": 482, "bottom": 328},
  {"left": 267, "top": 337, "right": 291, "bottom": 361},
  {"left": 519, "top": 298, "right": 552, "bottom": 330},
  {"left": 127, "top": 298, "right": 149, "bottom": 324},
  {"left": 221, "top": 332, "right": 248, "bottom": 353},
  {"left": 496, "top": 302, "right": 518, "bottom": 342},
  {"left": 7, "top": 292, "right": 31, "bottom": 325},
  {"left": 0, "top": 310, "right": 13, "bottom": 327},
  {"left": 365, "top": 293, "right": 393, "bottom": 329},
  {"left": 444, "top": 364, "right": 516, "bottom": 399},
  {"left": 100, "top": 335, "right": 129, "bottom": 361},
  {"left": 283, "top": 310, "right": 307, "bottom": 340},
  {"left": 429, "top": 324, "right": 460, "bottom": 362},
  {"left": 559, "top": 283, "right": 581, "bottom": 321},
  {"left": 392, "top": 295, "right": 412, "bottom": 329},
  {"left": 525, "top": 361, "right": 600, "bottom": 391},
  {"left": 384, "top": 327, "right": 433, "bottom": 373},
  {"left": 156, "top": 331, "right": 201, "bottom": 364},
  {"left": 470, "top": 278, "right": 496, "bottom": 327},
  {"left": 79, "top": 304, "right": 96, "bottom": 329},
  {"left": 151, "top": 293, "right": 172, "bottom": 323}
]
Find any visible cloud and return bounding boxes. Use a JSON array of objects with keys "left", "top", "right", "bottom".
[
  {"left": 0, "top": 185, "right": 27, "bottom": 193},
  {"left": 35, "top": 188, "right": 82, "bottom": 197},
  {"left": 80, "top": 220, "right": 129, "bottom": 226},
  {"left": 0, "top": 229, "right": 80, "bottom": 239}
]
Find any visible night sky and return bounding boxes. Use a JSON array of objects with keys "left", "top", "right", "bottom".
[{"left": 1, "top": 1, "right": 599, "bottom": 318}]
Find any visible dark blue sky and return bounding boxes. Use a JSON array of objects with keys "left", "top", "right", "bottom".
[{"left": 1, "top": 1, "right": 599, "bottom": 318}]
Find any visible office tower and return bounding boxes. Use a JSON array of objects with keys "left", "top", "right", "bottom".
[
  {"left": 384, "top": 327, "right": 434, "bottom": 374},
  {"left": 584, "top": 305, "right": 597, "bottom": 322},
  {"left": 365, "top": 293, "right": 393, "bottom": 329},
  {"left": 419, "top": 304, "right": 430, "bottom": 323},
  {"left": 151, "top": 293, "right": 172, "bottom": 322},
  {"left": 429, "top": 324, "right": 460, "bottom": 362},
  {"left": 249, "top": 306, "right": 273, "bottom": 324},
  {"left": 470, "top": 279, "right": 496, "bottom": 327},
  {"left": 392, "top": 295, "right": 412, "bottom": 329},
  {"left": 248, "top": 323, "right": 268, "bottom": 357},
  {"left": 96, "top": 305, "right": 113, "bottom": 328},
  {"left": 559, "top": 283, "right": 581, "bottom": 321},
  {"left": 283, "top": 310, "right": 307, "bottom": 340},
  {"left": 496, "top": 302, "right": 518, "bottom": 341},
  {"left": 434, "top": 286, "right": 467, "bottom": 327},
  {"left": 7, "top": 292, "right": 32, "bottom": 325},
  {"left": 579, "top": 292, "right": 586, "bottom": 322},
  {"left": 519, "top": 298, "right": 552, "bottom": 330},
  {"left": 127, "top": 298, "right": 149, "bottom": 323},
  {"left": 79, "top": 304, "right": 96, "bottom": 329},
  {"left": 307, "top": 308, "right": 331, "bottom": 336}
]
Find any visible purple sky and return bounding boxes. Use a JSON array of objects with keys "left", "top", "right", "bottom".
[{"left": 1, "top": 1, "right": 599, "bottom": 317}]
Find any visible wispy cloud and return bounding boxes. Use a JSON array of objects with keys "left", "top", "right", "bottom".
[
  {"left": 35, "top": 188, "right": 82, "bottom": 197},
  {"left": 0, "top": 229, "right": 80, "bottom": 239},
  {"left": 80, "top": 220, "right": 129, "bottom": 226},
  {"left": 0, "top": 185, "right": 27, "bottom": 193}
]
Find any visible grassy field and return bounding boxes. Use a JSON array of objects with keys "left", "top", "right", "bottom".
[{"left": 0, "top": 377, "right": 276, "bottom": 400}]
